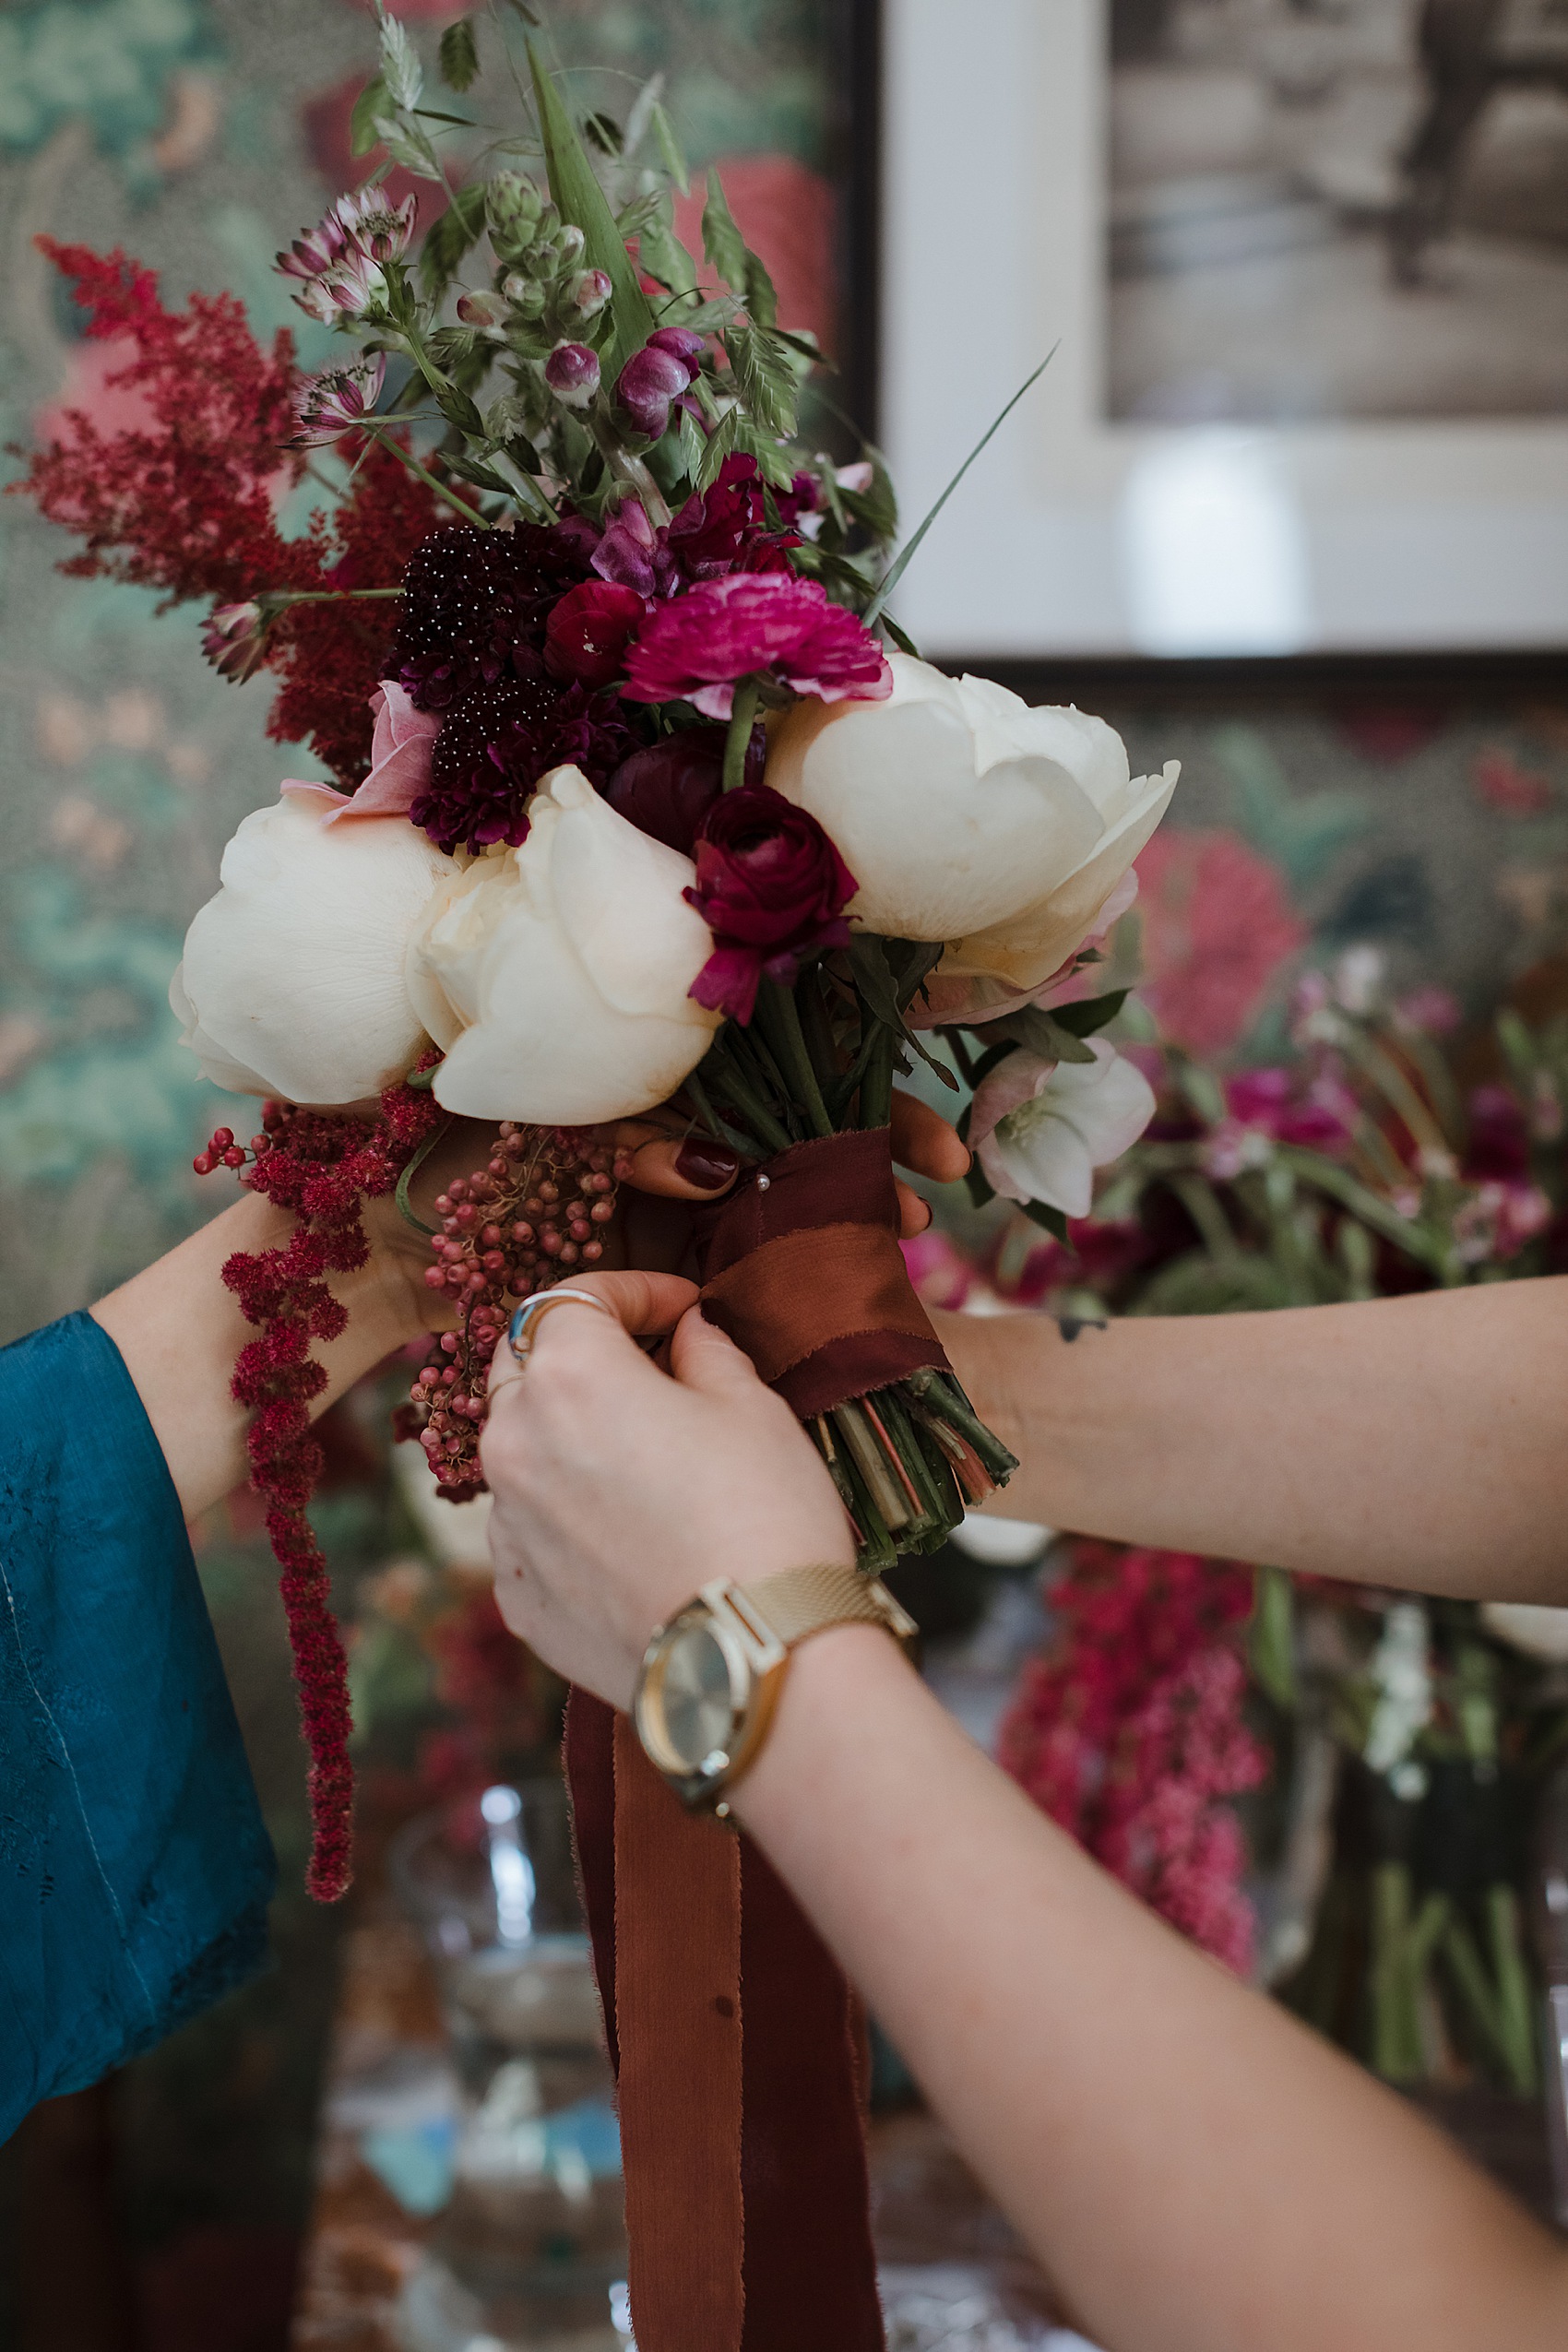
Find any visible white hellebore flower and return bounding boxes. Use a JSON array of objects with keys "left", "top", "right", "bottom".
[
  {"left": 407, "top": 764, "right": 721, "bottom": 1125},
  {"left": 172, "top": 788, "right": 459, "bottom": 1102},
  {"left": 969, "top": 1040, "right": 1156, "bottom": 1219},
  {"left": 766, "top": 653, "right": 1178, "bottom": 997}
]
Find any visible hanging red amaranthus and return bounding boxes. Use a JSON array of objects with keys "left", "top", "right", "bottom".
[
  {"left": 201, "top": 1075, "right": 445, "bottom": 1900},
  {"left": 9, "top": 241, "right": 444, "bottom": 784}
]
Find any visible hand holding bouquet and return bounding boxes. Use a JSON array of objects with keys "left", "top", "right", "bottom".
[{"left": 17, "top": 6, "right": 1178, "bottom": 1883}]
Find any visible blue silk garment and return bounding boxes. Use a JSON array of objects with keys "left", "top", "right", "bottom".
[{"left": 0, "top": 1312, "right": 275, "bottom": 2142}]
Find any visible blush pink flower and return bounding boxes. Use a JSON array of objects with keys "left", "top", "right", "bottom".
[
  {"left": 282, "top": 682, "right": 441, "bottom": 826},
  {"left": 1134, "top": 828, "right": 1307, "bottom": 1058},
  {"left": 621, "top": 574, "right": 891, "bottom": 720}
]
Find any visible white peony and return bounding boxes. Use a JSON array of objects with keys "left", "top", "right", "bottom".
[
  {"left": 765, "top": 653, "right": 1178, "bottom": 983},
  {"left": 408, "top": 764, "right": 722, "bottom": 1125},
  {"left": 969, "top": 1039, "right": 1157, "bottom": 1218},
  {"left": 172, "top": 788, "right": 459, "bottom": 1103}
]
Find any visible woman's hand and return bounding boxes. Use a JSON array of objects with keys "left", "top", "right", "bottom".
[{"left": 479, "top": 1271, "right": 855, "bottom": 1709}]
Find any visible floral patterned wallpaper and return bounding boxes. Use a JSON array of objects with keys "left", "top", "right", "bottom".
[{"left": 1, "top": 0, "right": 1566, "bottom": 2342}]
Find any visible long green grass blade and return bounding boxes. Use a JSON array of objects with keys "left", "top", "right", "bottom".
[
  {"left": 862, "top": 349, "right": 1056, "bottom": 631},
  {"left": 527, "top": 40, "right": 656, "bottom": 382}
]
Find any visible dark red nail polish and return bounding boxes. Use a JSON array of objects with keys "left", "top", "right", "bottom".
[{"left": 675, "top": 1138, "right": 741, "bottom": 1191}]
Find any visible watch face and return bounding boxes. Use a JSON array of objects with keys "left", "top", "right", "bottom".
[{"left": 658, "top": 1621, "right": 738, "bottom": 1773}]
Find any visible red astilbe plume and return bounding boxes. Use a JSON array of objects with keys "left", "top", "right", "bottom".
[
  {"left": 204, "top": 1075, "right": 446, "bottom": 1901},
  {"left": 11, "top": 241, "right": 445, "bottom": 785},
  {"left": 15, "top": 239, "right": 314, "bottom": 606},
  {"left": 265, "top": 439, "right": 445, "bottom": 785}
]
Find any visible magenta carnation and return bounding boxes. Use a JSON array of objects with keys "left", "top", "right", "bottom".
[{"left": 622, "top": 573, "right": 891, "bottom": 720}]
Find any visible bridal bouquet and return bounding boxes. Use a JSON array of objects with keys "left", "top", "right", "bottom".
[{"left": 16, "top": 7, "right": 1175, "bottom": 1892}]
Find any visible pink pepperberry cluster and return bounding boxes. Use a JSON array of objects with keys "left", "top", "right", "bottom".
[
  {"left": 402, "top": 1122, "right": 632, "bottom": 1501},
  {"left": 193, "top": 1122, "right": 264, "bottom": 1174}
]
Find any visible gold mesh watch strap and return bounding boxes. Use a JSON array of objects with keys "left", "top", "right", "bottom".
[{"left": 736, "top": 1563, "right": 916, "bottom": 1650}]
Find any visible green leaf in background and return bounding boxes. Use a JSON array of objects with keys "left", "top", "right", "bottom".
[
  {"left": 374, "top": 112, "right": 445, "bottom": 181},
  {"left": 1020, "top": 1200, "right": 1071, "bottom": 1242},
  {"left": 379, "top": 13, "right": 423, "bottom": 111},
  {"left": 1249, "top": 1565, "right": 1298, "bottom": 1709},
  {"left": 350, "top": 73, "right": 390, "bottom": 158},
  {"left": 419, "top": 177, "right": 488, "bottom": 296},
  {"left": 528, "top": 40, "right": 656, "bottom": 382},
  {"left": 849, "top": 937, "right": 958, "bottom": 1091},
  {"left": 637, "top": 199, "right": 699, "bottom": 300},
  {"left": 1215, "top": 722, "right": 1371, "bottom": 891},
  {"left": 503, "top": 0, "right": 540, "bottom": 19},
  {"left": 584, "top": 110, "right": 623, "bottom": 156},
  {"left": 701, "top": 168, "right": 748, "bottom": 291},
  {"left": 743, "top": 247, "right": 778, "bottom": 329},
  {"left": 724, "top": 322, "right": 797, "bottom": 438},
  {"left": 649, "top": 99, "right": 690, "bottom": 195},
  {"left": 438, "top": 18, "right": 480, "bottom": 91}
]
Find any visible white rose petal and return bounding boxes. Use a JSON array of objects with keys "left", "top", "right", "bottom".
[
  {"left": 766, "top": 652, "right": 1177, "bottom": 978},
  {"left": 410, "top": 765, "right": 722, "bottom": 1126},
  {"left": 172, "top": 791, "right": 459, "bottom": 1103}
]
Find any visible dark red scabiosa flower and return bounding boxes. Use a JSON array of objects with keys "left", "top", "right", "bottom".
[
  {"left": 602, "top": 722, "right": 765, "bottom": 854},
  {"left": 684, "top": 782, "right": 858, "bottom": 1023},
  {"left": 591, "top": 455, "right": 802, "bottom": 600},
  {"left": 389, "top": 525, "right": 642, "bottom": 850},
  {"left": 544, "top": 578, "right": 647, "bottom": 688}
]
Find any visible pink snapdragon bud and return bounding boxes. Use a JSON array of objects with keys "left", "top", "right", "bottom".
[
  {"left": 544, "top": 340, "right": 601, "bottom": 409},
  {"left": 568, "top": 267, "right": 613, "bottom": 318},
  {"left": 615, "top": 326, "right": 706, "bottom": 441},
  {"left": 456, "top": 291, "right": 506, "bottom": 332}
]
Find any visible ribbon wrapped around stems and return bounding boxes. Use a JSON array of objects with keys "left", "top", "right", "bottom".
[{"left": 564, "top": 1123, "right": 1021, "bottom": 2351}]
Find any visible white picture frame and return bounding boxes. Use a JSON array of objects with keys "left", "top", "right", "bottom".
[{"left": 878, "top": 0, "right": 1568, "bottom": 659}]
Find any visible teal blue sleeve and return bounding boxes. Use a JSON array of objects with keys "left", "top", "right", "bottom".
[{"left": 0, "top": 1312, "right": 276, "bottom": 2143}]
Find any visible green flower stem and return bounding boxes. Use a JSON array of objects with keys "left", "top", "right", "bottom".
[
  {"left": 1486, "top": 1886, "right": 1539, "bottom": 2096},
  {"left": 267, "top": 587, "right": 405, "bottom": 608},
  {"left": 1439, "top": 1910, "right": 1519, "bottom": 2087},
  {"left": 587, "top": 411, "right": 671, "bottom": 526},
  {"left": 1369, "top": 1862, "right": 1425, "bottom": 2082},
  {"left": 681, "top": 1069, "right": 758, "bottom": 1158},
  {"left": 1336, "top": 1024, "right": 1453, "bottom": 1160},
  {"left": 704, "top": 1038, "right": 791, "bottom": 1156},
  {"left": 364, "top": 426, "right": 492, "bottom": 529},
  {"left": 722, "top": 677, "right": 762, "bottom": 793},
  {"left": 756, "top": 980, "right": 833, "bottom": 1139},
  {"left": 1169, "top": 1170, "right": 1242, "bottom": 1260},
  {"left": 1275, "top": 1147, "right": 1454, "bottom": 1278}
]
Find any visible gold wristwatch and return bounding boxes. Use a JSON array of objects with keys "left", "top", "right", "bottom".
[{"left": 634, "top": 1563, "right": 916, "bottom": 1815}]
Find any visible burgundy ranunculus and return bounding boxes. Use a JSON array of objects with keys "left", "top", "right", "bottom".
[
  {"left": 544, "top": 580, "right": 647, "bottom": 688},
  {"left": 603, "top": 724, "right": 765, "bottom": 855},
  {"left": 623, "top": 572, "right": 892, "bottom": 719},
  {"left": 684, "top": 782, "right": 858, "bottom": 1023}
]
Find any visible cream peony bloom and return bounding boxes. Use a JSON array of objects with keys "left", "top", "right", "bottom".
[
  {"left": 766, "top": 652, "right": 1177, "bottom": 987},
  {"left": 969, "top": 1039, "right": 1156, "bottom": 1218},
  {"left": 172, "top": 790, "right": 459, "bottom": 1102},
  {"left": 408, "top": 765, "right": 721, "bottom": 1125}
]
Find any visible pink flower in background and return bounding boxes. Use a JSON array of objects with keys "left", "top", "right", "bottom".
[
  {"left": 1203, "top": 1064, "right": 1357, "bottom": 1176},
  {"left": 1472, "top": 748, "right": 1554, "bottom": 818},
  {"left": 1000, "top": 1540, "right": 1263, "bottom": 1972},
  {"left": 1394, "top": 985, "right": 1461, "bottom": 1038},
  {"left": 900, "top": 1228, "right": 977, "bottom": 1312},
  {"left": 623, "top": 573, "right": 890, "bottom": 720},
  {"left": 1134, "top": 828, "right": 1307, "bottom": 1058}
]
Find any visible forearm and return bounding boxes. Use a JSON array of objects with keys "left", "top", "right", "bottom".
[
  {"left": 937, "top": 1278, "right": 1568, "bottom": 1600},
  {"left": 91, "top": 1187, "right": 424, "bottom": 1521},
  {"left": 732, "top": 1631, "right": 1567, "bottom": 2352}
]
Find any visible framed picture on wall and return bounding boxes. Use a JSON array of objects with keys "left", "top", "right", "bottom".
[{"left": 876, "top": 0, "right": 1568, "bottom": 661}]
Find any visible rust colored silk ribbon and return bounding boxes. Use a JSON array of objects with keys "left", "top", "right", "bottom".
[
  {"left": 695, "top": 1127, "right": 951, "bottom": 1418},
  {"left": 564, "top": 1693, "right": 885, "bottom": 2352}
]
